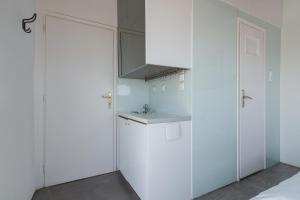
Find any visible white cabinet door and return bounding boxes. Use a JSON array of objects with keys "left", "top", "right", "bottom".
[
  {"left": 145, "top": 0, "right": 192, "bottom": 68},
  {"left": 45, "top": 16, "right": 114, "bottom": 186},
  {"left": 118, "top": 118, "right": 191, "bottom": 200},
  {"left": 119, "top": 117, "right": 129, "bottom": 174},
  {"left": 119, "top": 118, "right": 147, "bottom": 199},
  {"left": 147, "top": 122, "right": 191, "bottom": 200},
  {"left": 117, "top": 117, "right": 126, "bottom": 170}
]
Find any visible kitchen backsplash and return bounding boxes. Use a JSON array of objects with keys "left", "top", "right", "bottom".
[
  {"left": 116, "top": 70, "right": 191, "bottom": 115},
  {"left": 148, "top": 70, "right": 191, "bottom": 115},
  {"left": 116, "top": 78, "right": 149, "bottom": 113}
]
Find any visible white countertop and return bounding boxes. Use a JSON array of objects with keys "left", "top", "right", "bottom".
[{"left": 118, "top": 112, "right": 191, "bottom": 124}]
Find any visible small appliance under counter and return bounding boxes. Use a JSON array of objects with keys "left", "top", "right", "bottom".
[{"left": 117, "top": 113, "right": 191, "bottom": 200}]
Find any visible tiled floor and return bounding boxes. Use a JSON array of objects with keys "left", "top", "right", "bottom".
[
  {"left": 33, "top": 163, "right": 299, "bottom": 200},
  {"left": 195, "top": 163, "right": 299, "bottom": 200},
  {"left": 32, "top": 172, "right": 140, "bottom": 200}
]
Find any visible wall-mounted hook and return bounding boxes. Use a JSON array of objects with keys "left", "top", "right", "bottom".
[{"left": 22, "top": 13, "right": 37, "bottom": 33}]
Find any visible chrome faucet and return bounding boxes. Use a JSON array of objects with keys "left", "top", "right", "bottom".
[{"left": 142, "top": 104, "right": 151, "bottom": 114}]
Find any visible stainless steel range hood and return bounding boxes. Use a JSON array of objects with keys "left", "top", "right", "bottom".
[
  {"left": 120, "top": 63, "right": 186, "bottom": 81},
  {"left": 117, "top": 30, "right": 188, "bottom": 81},
  {"left": 117, "top": 0, "right": 189, "bottom": 81}
]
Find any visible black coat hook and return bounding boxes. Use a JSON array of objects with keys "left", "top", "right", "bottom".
[{"left": 22, "top": 13, "right": 37, "bottom": 33}]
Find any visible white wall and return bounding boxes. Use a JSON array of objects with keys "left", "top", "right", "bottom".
[
  {"left": 0, "top": 0, "right": 35, "bottom": 199},
  {"left": 280, "top": 0, "right": 300, "bottom": 167},
  {"left": 37, "top": 0, "right": 117, "bottom": 27},
  {"left": 221, "top": 0, "right": 283, "bottom": 27}
]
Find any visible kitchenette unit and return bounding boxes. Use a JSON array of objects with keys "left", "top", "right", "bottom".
[
  {"left": 117, "top": 113, "right": 191, "bottom": 200},
  {"left": 116, "top": 0, "right": 192, "bottom": 199}
]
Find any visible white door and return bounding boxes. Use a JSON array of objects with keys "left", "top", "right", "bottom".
[
  {"left": 239, "top": 20, "right": 266, "bottom": 179},
  {"left": 45, "top": 16, "right": 115, "bottom": 186}
]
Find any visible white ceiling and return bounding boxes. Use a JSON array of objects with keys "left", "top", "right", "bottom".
[{"left": 221, "top": 0, "right": 283, "bottom": 28}]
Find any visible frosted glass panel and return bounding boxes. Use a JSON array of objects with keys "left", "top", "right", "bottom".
[
  {"left": 192, "top": 0, "right": 238, "bottom": 197},
  {"left": 192, "top": 1, "right": 281, "bottom": 198}
]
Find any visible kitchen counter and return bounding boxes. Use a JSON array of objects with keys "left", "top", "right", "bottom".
[{"left": 118, "top": 112, "right": 191, "bottom": 124}]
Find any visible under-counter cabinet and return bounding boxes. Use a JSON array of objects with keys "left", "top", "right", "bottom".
[{"left": 117, "top": 116, "right": 191, "bottom": 200}]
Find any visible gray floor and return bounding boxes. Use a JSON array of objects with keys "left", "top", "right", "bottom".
[
  {"left": 33, "top": 163, "right": 299, "bottom": 200},
  {"left": 32, "top": 172, "right": 140, "bottom": 200},
  {"left": 195, "top": 163, "right": 299, "bottom": 200}
]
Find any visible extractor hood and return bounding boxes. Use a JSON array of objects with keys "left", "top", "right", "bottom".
[
  {"left": 120, "top": 63, "right": 187, "bottom": 81},
  {"left": 117, "top": 0, "right": 190, "bottom": 81}
]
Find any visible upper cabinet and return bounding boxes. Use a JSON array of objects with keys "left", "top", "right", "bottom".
[
  {"left": 145, "top": 0, "right": 192, "bottom": 69},
  {"left": 118, "top": 0, "right": 192, "bottom": 80}
]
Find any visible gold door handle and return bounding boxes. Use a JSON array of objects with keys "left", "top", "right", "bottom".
[{"left": 102, "top": 92, "right": 112, "bottom": 109}]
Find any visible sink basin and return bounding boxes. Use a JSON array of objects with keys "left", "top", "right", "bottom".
[{"left": 118, "top": 112, "right": 191, "bottom": 124}]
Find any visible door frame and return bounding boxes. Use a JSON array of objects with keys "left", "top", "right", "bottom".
[
  {"left": 34, "top": 11, "right": 118, "bottom": 188},
  {"left": 236, "top": 18, "right": 266, "bottom": 181}
]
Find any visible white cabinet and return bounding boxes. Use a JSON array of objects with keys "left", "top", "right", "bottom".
[
  {"left": 118, "top": 117, "right": 191, "bottom": 200},
  {"left": 118, "top": 0, "right": 192, "bottom": 79},
  {"left": 118, "top": 117, "right": 148, "bottom": 197},
  {"left": 145, "top": 0, "right": 192, "bottom": 69}
]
